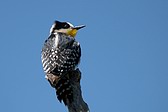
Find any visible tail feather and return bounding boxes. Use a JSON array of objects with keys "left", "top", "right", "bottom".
[{"left": 55, "top": 77, "right": 73, "bottom": 105}]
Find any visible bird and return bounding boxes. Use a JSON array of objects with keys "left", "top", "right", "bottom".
[{"left": 41, "top": 20, "right": 85, "bottom": 105}]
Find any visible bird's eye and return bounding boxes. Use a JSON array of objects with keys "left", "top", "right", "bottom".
[{"left": 64, "top": 24, "right": 70, "bottom": 28}]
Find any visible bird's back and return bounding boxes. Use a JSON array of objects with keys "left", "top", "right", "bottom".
[{"left": 41, "top": 33, "right": 81, "bottom": 76}]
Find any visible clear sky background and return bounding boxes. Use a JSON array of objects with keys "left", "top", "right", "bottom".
[{"left": 0, "top": 0, "right": 168, "bottom": 112}]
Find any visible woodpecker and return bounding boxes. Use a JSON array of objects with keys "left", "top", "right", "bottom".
[{"left": 41, "top": 20, "right": 85, "bottom": 105}]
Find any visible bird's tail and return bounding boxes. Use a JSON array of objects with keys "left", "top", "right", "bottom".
[{"left": 55, "top": 76, "right": 73, "bottom": 105}]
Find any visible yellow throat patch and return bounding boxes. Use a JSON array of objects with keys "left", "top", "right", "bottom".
[{"left": 67, "top": 29, "right": 78, "bottom": 37}]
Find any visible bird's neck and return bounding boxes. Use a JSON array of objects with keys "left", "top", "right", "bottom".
[{"left": 54, "top": 33, "right": 74, "bottom": 48}]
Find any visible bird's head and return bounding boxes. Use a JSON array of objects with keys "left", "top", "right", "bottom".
[{"left": 50, "top": 21, "right": 85, "bottom": 37}]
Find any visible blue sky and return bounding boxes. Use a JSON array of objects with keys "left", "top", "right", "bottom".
[{"left": 0, "top": 0, "right": 168, "bottom": 112}]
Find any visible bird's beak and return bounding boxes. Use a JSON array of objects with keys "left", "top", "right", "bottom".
[
  {"left": 73, "top": 25, "right": 86, "bottom": 30},
  {"left": 67, "top": 25, "right": 85, "bottom": 37}
]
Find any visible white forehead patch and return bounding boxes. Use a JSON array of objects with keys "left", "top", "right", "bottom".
[{"left": 67, "top": 22, "right": 74, "bottom": 27}]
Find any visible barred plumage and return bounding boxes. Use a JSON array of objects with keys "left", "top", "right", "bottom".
[
  {"left": 41, "top": 33, "right": 81, "bottom": 75},
  {"left": 41, "top": 21, "right": 85, "bottom": 105}
]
